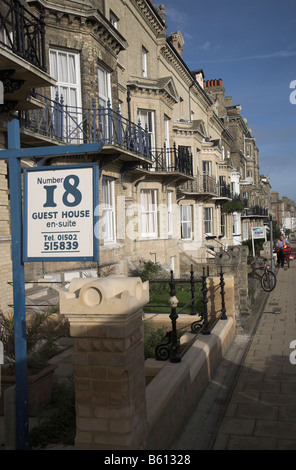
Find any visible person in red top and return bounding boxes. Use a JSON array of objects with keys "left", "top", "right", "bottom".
[{"left": 276, "top": 235, "right": 291, "bottom": 267}]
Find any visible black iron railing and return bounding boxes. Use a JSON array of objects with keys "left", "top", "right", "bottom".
[
  {"left": 20, "top": 93, "right": 194, "bottom": 175},
  {"left": 19, "top": 93, "right": 151, "bottom": 159},
  {"left": 147, "top": 144, "right": 193, "bottom": 177},
  {"left": 219, "top": 183, "right": 231, "bottom": 198},
  {"left": 154, "top": 265, "right": 227, "bottom": 363},
  {"left": 241, "top": 206, "right": 268, "bottom": 217},
  {"left": 0, "top": 0, "right": 46, "bottom": 71}
]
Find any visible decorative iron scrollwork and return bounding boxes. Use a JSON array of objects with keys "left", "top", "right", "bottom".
[
  {"left": 0, "top": 0, "right": 46, "bottom": 71},
  {"left": 0, "top": 69, "right": 24, "bottom": 93},
  {"left": 155, "top": 331, "right": 172, "bottom": 361},
  {"left": 0, "top": 100, "right": 17, "bottom": 113},
  {"left": 190, "top": 316, "right": 203, "bottom": 334}
]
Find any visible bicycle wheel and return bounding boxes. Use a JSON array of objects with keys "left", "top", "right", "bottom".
[{"left": 261, "top": 270, "right": 276, "bottom": 292}]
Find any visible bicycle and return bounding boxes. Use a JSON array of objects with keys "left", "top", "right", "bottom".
[{"left": 251, "top": 256, "right": 276, "bottom": 292}]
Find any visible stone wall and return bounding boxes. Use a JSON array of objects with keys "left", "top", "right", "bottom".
[
  {"left": 214, "top": 245, "right": 249, "bottom": 330},
  {"left": 60, "top": 271, "right": 237, "bottom": 450},
  {"left": 145, "top": 317, "right": 235, "bottom": 449}
]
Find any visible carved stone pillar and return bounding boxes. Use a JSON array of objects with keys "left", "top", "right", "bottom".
[{"left": 59, "top": 276, "right": 149, "bottom": 450}]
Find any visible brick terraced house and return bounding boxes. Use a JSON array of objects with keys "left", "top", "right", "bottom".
[{"left": 0, "top": 0, "right": 271, "bottom": 314}]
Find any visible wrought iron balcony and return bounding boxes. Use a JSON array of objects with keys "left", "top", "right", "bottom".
[
  {"left": 147, "top": 144, "right": 193, "bottom": 177},
  {"left": 232, "top": 194, "right": 249, "bottom": 207},
  {"left": 19, "top": 93, "right": 151, "bottom": 160},
  {"left": 181, "top": 174, "right": 219, "bottom": 196},
  {"left": 219, "top": 183, "right": 231, "bottom": 198},
  {"left": 0, "top": 0, "right": 46, "bottom": 71},
  {"left": 241, "top": 206, "right": 268, "bottom": 217}
]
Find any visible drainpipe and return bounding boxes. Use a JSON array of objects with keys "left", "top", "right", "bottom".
[
  {"left": 127, "top": 88, "right": 131, "bottom": 122},
  {"left": 150, "top": 252, "right": 157, "bottom": 263},
  {"left": 127, "top": 88, "right": 131, "bottom": 140}
]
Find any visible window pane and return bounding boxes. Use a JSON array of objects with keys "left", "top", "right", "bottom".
[
  {"left": 98, "top": 68, "right": 107, "bottom": 97},
  {"left": 204, "top": 207, "right": 213, "bottom": 234},
  {"left": 68, "top": 54, "right": 77, "bottom": 84},
  {"left": 140, "top": 190, "right": 157, "bottom": 237},
  {"left": 181, "top": 205, "right": 191, "bottom": 239},
  {"left": 137, "top": 109, "right": 155, "bottom": 148},
  {"left": 49, "top": 50, "right": 57, "bottom": 79},
  {"left": 142, "top": 47, "right": 147, "bottom": 77},
  {"left": 58, "top": 52, "right": 68, "bottom": 83},
  {"left": 168, "top": 191, "right": 172, "bottom": 235},
  {"left": 102, "top": 179, "right": 116, "bottom": 243}
]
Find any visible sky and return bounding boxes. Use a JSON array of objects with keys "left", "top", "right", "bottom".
[{"left": 162, "top": 0, "right": 296, "bottom": 201}]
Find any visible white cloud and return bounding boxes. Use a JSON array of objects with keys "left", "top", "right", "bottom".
[
  {"left": 197, "top": 41, "right": 211, "bottom": 51},
  {"left": 203, "top": 50, "right": 296, "bottom": 63},
  {"left": 165, "top": 6, "right": 188, "bottom": 29}
]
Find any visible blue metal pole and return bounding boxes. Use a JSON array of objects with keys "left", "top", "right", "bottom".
[
  {"left": 1, "top": 119, "right": 104, "bottom": 449},
  {"left": 7, "top": 119, "right": 29, "bottom": 450}
]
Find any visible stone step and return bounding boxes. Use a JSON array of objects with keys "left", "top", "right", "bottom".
[{"left": 25, "top": 286, "right": 60, "bottom": 312}]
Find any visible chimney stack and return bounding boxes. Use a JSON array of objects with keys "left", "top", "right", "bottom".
[{"left": 204, "top": 79, "right": 223, "bottom": 88}]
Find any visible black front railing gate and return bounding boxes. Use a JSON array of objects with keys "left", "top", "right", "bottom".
[{"left": 155, "top": 265, "right": 227, "bottom": 363}]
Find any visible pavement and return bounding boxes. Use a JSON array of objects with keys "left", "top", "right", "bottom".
[
  {"left": 2, "top": 250, "right": 296, "bottom": 451},
  {"left": 173, "top": 251, "right": 296, "bottom": 450}
]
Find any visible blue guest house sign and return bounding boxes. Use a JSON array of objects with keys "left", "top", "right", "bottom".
[
  {"left": 0, "top": 119, "right": 103, "bottom": 449},
  {"left": 23, "top": 164, "right": 99, "bottom": 261}
]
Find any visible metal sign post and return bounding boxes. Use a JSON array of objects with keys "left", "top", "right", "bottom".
[
  {"left": 7, "top": 124, "right": 28, "bottom": 450},
  {"left": 269, "top": 215, "right": 274, "bottom": 272},
  {"left": 1, "top": 119, "right": 103, "bottom": 449}
]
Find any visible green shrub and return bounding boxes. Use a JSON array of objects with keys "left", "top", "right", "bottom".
[
  {"left": 0, "top": 310, "right": 69, "bottom": 374},
  {"left": 143, "top": 319, "right": 166, "bottom": 359},
  {"left": 222, "top": 200, "right": 244, "bottom": 213},
  {"left": 140, "top": 260, "right": 162, "bottom": 282},
  {"left": 29, "top": 377, "right": 76, "bottom": 448}
]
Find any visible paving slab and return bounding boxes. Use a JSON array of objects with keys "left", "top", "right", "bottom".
[
  {"left": 212, "top": 258, "right": 296, "bottom": 450},
  {"left": 173, "top": 248, "right": 296, "bottom": 451}
]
